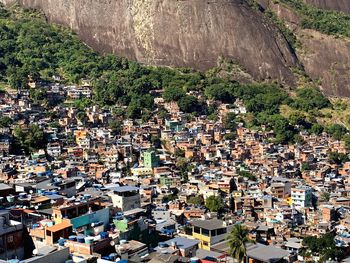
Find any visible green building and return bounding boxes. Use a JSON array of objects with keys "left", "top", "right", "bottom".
[
  {"left": 165, "top": 120, "right": 183, "bottom": 132},
  {"left": 143, "top": 149, "right": 159, "bottom": 168}
]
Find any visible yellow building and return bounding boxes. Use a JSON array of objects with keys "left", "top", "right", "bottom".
[
  {"left": 191, "top": 219, "right": 231, "bottom": 250},
  {"left": 232, "top": 190, "right": 243, "bottom": 198},
  {"left": 131, "top": 167, "right": 153, "bottom": 177},
  {"left": 74, "top": 130, "right": 88, "bottom": 143}
]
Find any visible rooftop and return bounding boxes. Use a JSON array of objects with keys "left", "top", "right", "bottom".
[
  {"left": 191, "top": 219, "right": 225, "bottom": 230},
  {"left": 163, "top": 237, "right": 199, "bottom": 249},
  {"left": 246, "top": 243, "right": 290, "bottom": 262}
]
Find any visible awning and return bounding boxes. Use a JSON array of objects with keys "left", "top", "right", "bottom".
[{"left": 46, "top": 221, "right": 72, "bottom": 232}]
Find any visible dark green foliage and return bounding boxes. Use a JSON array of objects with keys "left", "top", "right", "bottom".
[
  {"left": 178, "top": 95, "right": 203, "bottom": 114},
  {"left": 301, "top": 162, "right": 310, "bottom": 171},
  {"left": 281, "top": 0, "right": 350, "bottom": 37},
  {"left": 290, "top": 87, "right": 330, "bottom": 112},
  {"left": 224, "top": 132, "right": 236, "bottom": 140},
  {"left": 76, "top": 111, "right": 87, "bottom": 123},
  {"left": 108, "top": 120, "right": 122, "bottom": 135},
  {"left": 310, "top": 123, "right": 324, "bottom": 135},
  {"left": 13, "top": 124, "right": 46, "bottom": 153},
  {"left": 256, "top": 114, "right": 297, "bottom": 144},
  {"left": 30, "top": 88, "right": 47, "bottom": 105},
  {"left": 162, "top": 194, "right": 178, "bottom": 203},
  {"left": 227, "top": 224, "right": 254, "bottom": 263},
  {"left": 302, "top": 233, "right": 342, "bottom": 261},
  {"left": 163, "top": 86, "right": 186, "bottom": 102},
  {"left": 233, "top": 83, "right": 288, "bottom": 115},
  {"left": 328, "top": 151, "right": 349, "bottom": 165},
  {"left": 151, "top": 136, "right": 162, "bottom": 149},
  {"left": 72, "top": 98, "right": 92, "bottom": 111},
  {"left": 238, "top": 171, "right": 257, "bottom": 181},
  {"left": 343, "top": 134, "right": 350, "bottom": 150},
  {"left": 289, "top": 111, "right": 311, "bottom": 129},
  {"left": 205, "top": 195, "right": 224, "bottom": 212},
  {"left": 326, "top": 124, "right": 348, "bottom": 140},
  {"left": 223, "top": 113, "right": 237, "bottom": 131},
  {"left": 204, "top": 83, "right": 235, "bottom": 103},
  {"left": 0, "top": 116, "right": 12, "bottom": 128},
  {"left": 188, "top": 195, "right": 204, "bottom": 205},
  {"left": 174, "top": 148, "right": 185, "bottom": 158}
]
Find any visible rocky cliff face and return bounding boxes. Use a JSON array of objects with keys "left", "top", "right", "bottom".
[
  {"left": 304, "top": 0, "right": 350, "bottom": 14},
  {"left": 0, "top": 0, "right": 299, "bottom": 85},
  {"left": 257, "top": 0, "right": 350, "bottom": 97}
]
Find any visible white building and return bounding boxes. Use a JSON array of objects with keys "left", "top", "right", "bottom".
[
  {"left": 108, "top": 186, "right": 141, "bottom": 212},
  {"left": 291, "top": 186, "right": 313, "bottom": 208}
]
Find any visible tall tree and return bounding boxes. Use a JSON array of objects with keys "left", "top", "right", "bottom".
[
  {"left": 226, "top": 224, "right": 254, "bottom": 263},
  {"left": 205, "top": 195, "right": 224, "bottom": 212}
]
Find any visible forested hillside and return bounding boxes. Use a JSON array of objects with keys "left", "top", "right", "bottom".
[{"left": 1, "top": 4, "right": 349, "bottom": 146}]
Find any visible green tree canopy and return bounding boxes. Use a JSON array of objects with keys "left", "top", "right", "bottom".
[
  {"left": 223, "top": 112, "right": 237, "bottom": 131},
  {"left": 13, "top": 124, "right": 46, "bottom": 153},
  {"left": 290, "top": 87, "right": 330, "bottom": 112},
  {"left": 326, "top": 124, "right": 348, "bottom": 140},
  {"left": 0, "top": 116, "right": 12, "bottom": 128},
  {"left": 302, "top": 233, "right": 341, "bottom": 261},
  {"left": 163, "top": 86, "right": 186, "bottom": 102},
  {"left": 178, "top": 95, "right": 202, "bottom": 114},
  {"left": 227, "top": 224, "right": 254, "bottom": 263},
  {"left": 205, "top": 195, "right": 224, "bottom": 212}
]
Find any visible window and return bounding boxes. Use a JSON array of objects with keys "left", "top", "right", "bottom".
[
  {"left": 203, "top": 241, "right": 209, "bottom": 246},
  {"left": 7, "top": 235, "right": 13, "bottom": 243},
  {"left": 211, "top": 230, "right": 216, "bottom": 236},
  {"left": 217, "top": 228, "right": 226, "bottom": 235},
  {"left": 194, "top": 226, "right": 201, "bottom": 234},
  {"left": 202, "top": 228, "right": 210, "bottom": 236}
]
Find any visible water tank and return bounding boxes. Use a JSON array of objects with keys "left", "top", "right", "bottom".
[
  {"left": 120, "top": 239, "right": 127, "bottom": 245},
  {"left": 77, "top": 235, "right": 85, "bottom": 243},
  {"left": 100, "top": 232, "right": 109, "bottom": 239},
  {"left": 68, "top": 235, "right": 77, "bottom": 241},
  {"left": 85, "top": 236, "right": 94, "bottom": 244},
  {"left": 58, "top": 238, "right": 66, "bottom": 246},
  {"left": 190, "top": 257, "right": 199, "bottom": 263},
  {"left": 109, "top": 253, "right": 118, "bottom": 261},
  {"left": 6, "top": 195, "right": 14, "bottom": 202}
]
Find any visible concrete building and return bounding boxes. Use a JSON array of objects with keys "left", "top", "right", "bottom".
[
  {"left": 143, "top": 150, "right": 159, "bottom": 168},
  {"left": 191, "top": 219, "right": 233, "bottom": 250},
  {"left": 155, "top": 237, "right": 199, "bottom": 257},
  {"left": 291, "top": 186, "right": 313, "bottom": 208},
  {"left": 109, "top": 186, "right": 141, "bottom": 212},
  {"left": 0, "top": 210, "right": 24, "bottom": 260}
]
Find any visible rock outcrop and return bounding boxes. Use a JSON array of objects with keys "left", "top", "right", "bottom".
[
  {"left": 305, "top": 0, "right": 350, "bottom": 15},
  {"left": 0, "top": 0, "right": 298, "bottom": 85},
  {"left": 258, "top": 0, "right": 350, "bottom": 97},
  {"left": 2, "top": 0, "right": 350, "bottom": 97}
]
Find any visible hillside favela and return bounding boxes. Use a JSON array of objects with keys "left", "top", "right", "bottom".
[{"left": 1, "top": 0, "right": 350, "bottom": 263}]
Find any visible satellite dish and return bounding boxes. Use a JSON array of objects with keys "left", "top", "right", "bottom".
[
  {"left": 34, "top": 206, "right": 39, "bottom": 210},
  {"left": 33, "top": 249, "right": 38, "bottom": 255},
  {"left": 29, "top": 190, "right": 33, "bottom": 194},
  {"left": 110, "top": 241, "right": 115, "bottom": 246}
]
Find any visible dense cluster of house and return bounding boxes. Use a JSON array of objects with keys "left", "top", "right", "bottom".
[{"left": 1, "top": 82, "right": 350, "bottom": 263}]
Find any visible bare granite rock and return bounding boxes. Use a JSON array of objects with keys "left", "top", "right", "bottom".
[{"left": 0, "top": 0, "right": 298, "bottom": 85}]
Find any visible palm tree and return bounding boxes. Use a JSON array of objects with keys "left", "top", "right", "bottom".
[{"left": 226, "top": 224, "right": 254, "bottom": 263}]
